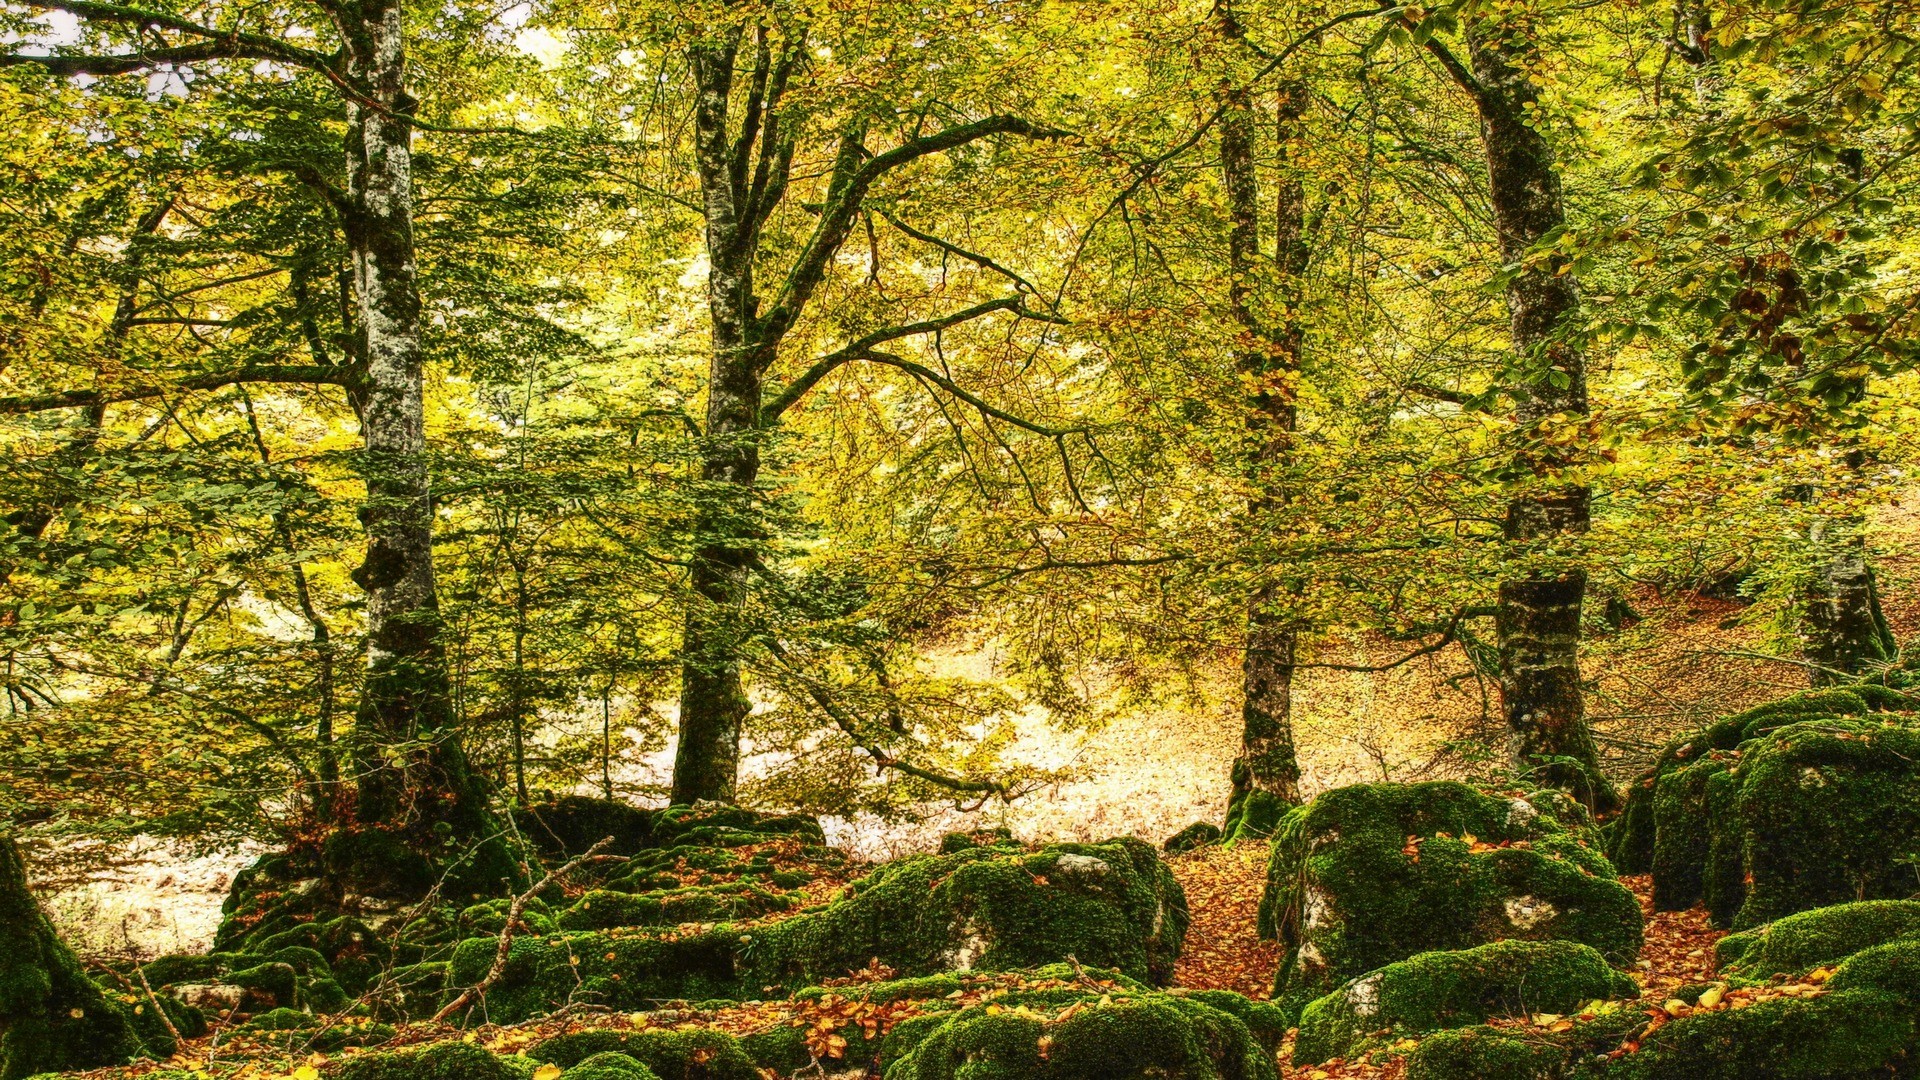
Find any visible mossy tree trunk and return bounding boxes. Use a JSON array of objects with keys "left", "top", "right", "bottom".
[
  {"left": 0, "top": 835, "right": 144, "bottom": 1078},
  {"left": 1217, "top": 62, "right": 1312, "bottom": 837},
  {"left": 1803, "top": 519, "right": 1897, "bottom": 685},
  {"left": 1421, "top": 9, "right": 1616, "bottom": 810},
  {"left": 337, "top": 0, "right": 509, "bottom": 879}
]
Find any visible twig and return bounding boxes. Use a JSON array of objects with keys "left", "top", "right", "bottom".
[
  {"left": 136, "top": 965, "right": 186, "bottom": 1049},
  {"left": 431, "top": 836, "right": 619, "bottom": 1024}
]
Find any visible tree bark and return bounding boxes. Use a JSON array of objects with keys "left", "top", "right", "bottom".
[
  {"left": 336, "top": 0, "right": 503, "bottom": 871},
  {"left": 671, "top": 27, "right": 763, "bottom": 804},
  {"left": 1802, "top": 519, "right": 1897, "bottom": 685},
  {"left": 1461, "top": 11, "right": 1616, "bottom": 810},
  {"left": 1219, "top": 76, "right": 1309, "bottom": 837}
]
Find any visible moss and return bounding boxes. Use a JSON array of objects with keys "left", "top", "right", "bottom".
[
  {"left": 560, "top": 1052, "right": 662, "bottom": 1080},
  {"left": 1716, "top": 899, "right": 1920, "bottom": 976},
  {"left": 1581, "top": 988, "right": 1914, "bottom": 1079},
  {"left": 1164, "top": 822, "right": 1222, "bottom": 854},
  {"left": 886, "top": 992, "right": 1280, "bottom": 1080},
  {"left": 242, "top": 1006, "right": 311, "bottom": 1031},
  {"left": 941, "top": 828, "right": 1017, "bottom": 854},
  {"left": 1258, "top": 782, "right": 1641, "bottom": 1019},
  {"left": 1729, "top": 718, "right": 1920, "bottom": 928},
  {"left": 531, "top": 1029, "right": 762, "bottom": 1080},
  {"left": 1295, "top": 940, "right": 1636, "bottom": 1064},
  {"left": 1223, "top": 790, "right": 1289, "bottom": 843},
  {"left": 1404, "top": 1027, "right": 1565, "bottom": 1080},
  {"left": 556, "top": 883, "right": 796, "bottom": 932},
  {"left": 517, "top": 797, "right": 656, "bottom": 860},
  {"left": 327, "top": 1039, "right": 531, "bottom": 1080},
  {"left": 0, "top": 834, "right": 149, "bottom": 1078}
]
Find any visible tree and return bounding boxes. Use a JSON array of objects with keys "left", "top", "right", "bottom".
[
  {"left": 1417, "top": 1, "right": 1615, "bottom": 807},
  {"left": 634, "top": 8, "right": 1067, "bottom": 803},
  {"left": 1, "top": 0, "right": 512, "bottom": 883}
]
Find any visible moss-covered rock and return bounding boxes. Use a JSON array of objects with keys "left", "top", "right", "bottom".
[
  {"left": 884, "top": 990, "right": 1281, "bottom": 1080},
  {"left": 327, "top": 1039, "right": 532, "bottom": 1080},
  {"left": 531, "top": 1029, "right": 762, "bottom": 1080},
  {"left": 455, "top": 838, "right": 1185, "bottom": 1025},
  {"left": 1609, "top": 687, "right": 1917, "bottom": 880},
  {"left": 1163, "top": 822, "right": 1222, "bottom": 854},
  {"left": 1404, "top": 1027, "right": 1566, "bottom": 1080},
  {"left": 557, "top": 882, "right": 797, "bottom": 931},
  {"left": 1579, "top": 989, "right": 1914, "bottom": 1079},
  {"left": 517, "top": 796, "right": 657, "bottom": 860},
  {"left": 1715, "top": 899, "right": 1920, "bottom": 976},
  {"left": 0, "top": 834, "right": 152, "bottom": 1078},
  {"left": 1726, "top": 717, "right": 1920, "bottom": 927},
  {"left": 1294, "top": 940, "right": 1636, "bottom": 1064},
  {"left": 1257, "top": 782, "right": 1641, "bottom": 1018},
  {"left": 561, "top": 1052, "right": 663, "bottom": 1080}
]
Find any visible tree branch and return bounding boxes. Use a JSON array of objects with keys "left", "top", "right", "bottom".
[
  {"left": 2, "top": 0, "right": 338, "bottom": 73},
  {"left": 0, "top": 365, "right": 362, "bottom": 414},
  {"left": 432, "top": 836, "right": 623, "bottom": 1024},
  {"left": 759, "top": 296, "right": 1060, "bottom": 423},
  {"left": 756, "top": 115, "right": 1069, "bottom": 353}
]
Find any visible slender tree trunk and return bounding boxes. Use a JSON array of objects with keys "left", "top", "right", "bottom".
[
  {"left": 337, "top": 0, "right": 503, "bottom": 873},
  {"left": 1220, "top": 77, "right": 1309, "bottom": 837},
  {"left": 1462, "top": 12, "right": 1616, "bottom": 810}
]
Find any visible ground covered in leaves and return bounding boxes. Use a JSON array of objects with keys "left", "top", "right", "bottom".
[{"left": 47, "top": 838, "right": 1747, "bottom": 1080}]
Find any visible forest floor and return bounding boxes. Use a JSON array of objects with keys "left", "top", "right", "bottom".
[
  {"left": 87, "top": 848, "right": 1728, "bottom": 1079},
  {"left": 1161, "top": 849, "right": 1728, "bottom": 1080}
]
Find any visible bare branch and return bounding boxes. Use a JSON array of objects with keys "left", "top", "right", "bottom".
[{"left": 432, "top": 836, "right": 623, "bottom": 1024}]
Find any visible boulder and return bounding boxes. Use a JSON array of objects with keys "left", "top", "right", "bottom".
[
  {"left": 451, "top": 838, "right": 1186, "bottom": 1025},
  {"left": 1294, "top": 939, "right": 1636, "bottom": 1064},
  {"left": 1256, "top": 782, "right": 1641, "bottom": 1017}
]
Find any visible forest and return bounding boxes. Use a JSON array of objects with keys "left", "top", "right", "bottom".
[{"left": 2, "top": 0, "right": 1920, "bottom": 1075}]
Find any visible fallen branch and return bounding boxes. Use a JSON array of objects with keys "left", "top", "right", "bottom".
[
  {"left": 431, "top": 836, "right": 620, "bottom": 1024},
  {"left": 136, "top": 965, "right": 186, "bottom": 1049}
]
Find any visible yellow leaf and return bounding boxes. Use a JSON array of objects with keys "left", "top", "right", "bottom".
[
  {"left": 534, "top": 1065, "right": 563, "bottom": 1080},
  {"left": 1698, "top": 985, "right": 1725, "bottom": 1008},
  {"left": 293, "top": 1067, "right": 320, "bottom": 1080}
]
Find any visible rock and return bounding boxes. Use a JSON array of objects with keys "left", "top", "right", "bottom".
[
  {"left": 1294, "top": 939, "right": 1637, "bottom": 1064},
  {"left": 1256, "top": 781, "right": 1642, "bottom": 1019},
  {"left": 1635, "top": 708, "right": 1920, "bottom": 929},
  {"left": 1162, "top": 821, "right": 1221, "bottom": 853}
]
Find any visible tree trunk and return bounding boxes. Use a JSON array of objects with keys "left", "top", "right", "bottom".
[
  {"left": 337, "top": 0, "right": 506, "bottom": 880},
  {"left": 1463, "top": 13, "right": 1616, "bottom": 810},
  {"left": 1803, "top": 520, "right": 1897, "bottom": 685},
  {"left": 670, "top": 28, "right": 768, "bottom": 805},
  {"left": 1220, "top": 77, "right": 1308, "bottom": 838},
  {"left": 0, "top": 834, "right": 147, "bottom": 1077}
]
